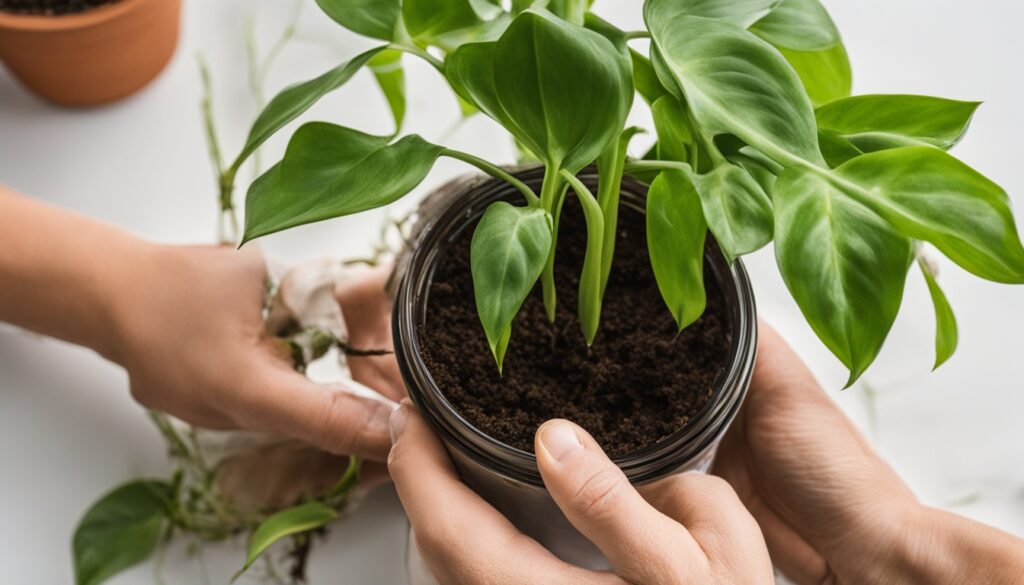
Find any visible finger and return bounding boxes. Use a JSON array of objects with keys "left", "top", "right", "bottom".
[
  {"left": 638, "top": 473, "right": 772, "bottom": 577},
  {"left": 389, "top": 402, "right": 624, "bottom": 585},
  {"left": 240, "top": 363, "right": 397, "bottom": 462},
  {"left": 336, "top": 266, "right": 405, "bottom": 400},
  {"left": 535, "top": 420, "right": 699, "bottom": 583}
]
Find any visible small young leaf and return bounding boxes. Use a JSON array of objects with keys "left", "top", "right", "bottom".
[
  {"left": 777, "top": 42, "right": 852, "bottom": 107},
  {"left": 833, "top": 147, "right": 1024, "bottom": 284},
  {"left": 315, "top": 0, "right": 400, "bottom": 40},
  {"left": 774, "top": 168, "right": 913, "bottom": 385},
  {"left": 73, "top": 480, "right": 171, "bottom": 585},
  {"left": 631, "top": 48, "right": 669, "bottom": 105},
  {"left": 243, "top": 123, "right": 444, "bottom": 243},
  {"left": 236, "top": 502, "right": 338, "bottom": 580},
  {"left": 368, "top": 49, "right": 406, "bottom": 133},
  {"left": 562, "top": 171, "right": 605, "bottom": 345},
  {"left": 596, "top": 127, "right": 644, "bottom": 296},
  {"left": 691, "top": 163, "right": 774, "bottom": 262},
  {"left": 234, "top": 47, "right": 385, "bottom": 170},
  {"left": 644, "top": 0, "right": 780, "bottom": 29},
  {"left": 749, "top": 0, "right": 840, "bottom": 52},
  {"left": 471, "top": 202, "right": 553, "bottom": 370},
  {"left": 647, "top": 170, "right": 708, "bottom": 331},
  {"left": 816, "top": 95, "right": 982, "bottom": 152},
  {"left": 650, "top": 96, "right": 693, "bottom": 163},
  {"left": 648, "top": 15, "right": 823, "bottom": 167},
  {"left": 918, "top": 258, "right": 958, "bottom": 370}
]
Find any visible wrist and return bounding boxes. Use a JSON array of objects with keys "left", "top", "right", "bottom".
[{"left": 84, "top": 235, "right": 158, "bottom": 365}]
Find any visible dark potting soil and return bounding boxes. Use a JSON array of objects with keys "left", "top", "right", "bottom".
[
  {"left": 0, "top": 0, "right": 118, "bottom": 15},
  {"left": 419, "top": 193, "right": 732, "bottom": 457}
]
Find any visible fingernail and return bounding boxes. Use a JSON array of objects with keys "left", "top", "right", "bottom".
[
  {"left": 539, "top": 420, "right": 583, "bottom": 463},
  {"left": 389, "top": 403, "right": 410, "bottom": 443}
]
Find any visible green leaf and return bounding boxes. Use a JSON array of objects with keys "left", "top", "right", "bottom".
[
  {"left": 471, "top": 202, "right": 553, "bottom": 370},
  {"left": 368, "top": 49, "right": 406, "bottom": 133},
  {"left": 818, "top": 128, "right": 862, "bottom": 167},
  {"left": 644, "top": 0, "right": 781, "bottom": 29},
  {"left": 774, "top": 167, "right": 913, "bottom": 385},
  {"left": 596, "top": 127, "right": 644, "bottom": 296},
  {"left": 647, "top": 170, "right": 708, "bottom": 330},
  {"left": 692, "top": 163, "right": 774, "bottom": 262},
  {"left": 831, "top": 147, "right": 1024, "bottom": 284},
  {"left": 562, "top": 171, "right": 605, "bottom": 345},
  {"left": 650, "top": 96, "right": 693, "bottom": 163},
  {"left": 243, "top": 123, "right": 444, "bottom": 243},
  {"left": 749, "top": 0, "right": 840, "bottom": 51},
  {"left": 648, "top": 15, "right": 823, "bottom": 167},
  {"left": 403, "top": 0, "right": 484, "bottom": 43},
  {"left": 315, "top": 0, "right": 400, "bottom": 40},
  {"left": 73, "top": 480, "right": 171, "bottom": 585},
  {"left": 728, "top": 151, "right": 779, "bottom": 195},
  {"left": 236, "top": 502, "right": 337, "bottom": 580},
  {"left": 631, "top": 48, "right": 669, "bottom": 105},
  {"left": 778, "top": 42, "right": 852, "bottom": 107},
  {"left": 918, "top": 258, "right": 958, "bottom": 370},
  {"left": 816, "top": 95, "right": 982, "bottom": 152},
  {"left": 451, "top": 9, "right": 633, "bottom": 174},
  {"left": 233, "top": 47, "right": 384, "bottom": 171}
]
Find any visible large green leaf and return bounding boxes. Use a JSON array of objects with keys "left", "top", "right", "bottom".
[
  {"left": 816, "top": 95, "right": 982, "bottom": 152},
  {"left": 778, "top": 42, "right": 851, "bottom": 107},
  {"left": 774, "top": 168, "right": 913, "bottom": 385},
  {"left": 315, "top": 0, "right": 400, "bottom": 40},
  {"left": 918, "top": 258, "right": 958, "bottom": 370},
  {"left": 648, "top": 15, "right": 823, "bottom": 168},
  {"left": 403, "top": 0, "right": 484, "bottom": 43},
  {"left": 471, "top": 202, "right": 553, "bottom": 369},
  {"left": 490, "top": 9, "right": 633, "bottom": 173},
  {"left": 644, "top": 0, "right": 781, "bottom": 29},
  {"left": 368, "top": 49, "right": 406, "bottom": 133},
  {"left": 749, "top": 0, "right": 840, "bottom": 51},
  {"left": 831, "top": 147, "right": 1024, "bottom": 284},
  {"left": 73, "top": 480, "right": 171, "bottom": 585},
  {"left": 233, "top": 47, "right": 384, "bottom": 170},
  {"left": 692, "top": 163, "right": 774, "bottom": 262},
  {"left": 236, "top": 502, "right": 337, "bottom": 579},
  {"left": 242, "top": 123, "right": 444, "bottom": 243},
  {"left": 647, "top": 170, "right": 709, "bottom": 331}
]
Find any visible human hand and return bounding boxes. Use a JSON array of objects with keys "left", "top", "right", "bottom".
[
  {"left": 335, "top": 265, "right": 405, "bottom": 401},
  {"left": 714, "top": 323, "right": 1024, "bottom": 584},
  {"left": 106, "top": 244, "right": 398, "bottom": 462},
  {"left": 388, "top": 401, "right": 773, "bottom": 584}
]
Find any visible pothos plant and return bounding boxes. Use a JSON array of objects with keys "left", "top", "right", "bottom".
[{"left": 242, "top": 0, "right": 1024, "bottom": 384}]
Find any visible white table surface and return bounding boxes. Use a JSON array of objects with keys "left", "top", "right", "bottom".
[{"left": 2, "top": 1, "right": 1022, "bottom": 583}]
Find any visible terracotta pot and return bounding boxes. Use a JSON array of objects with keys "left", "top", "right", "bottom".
[{"left": 0, "top": 0, "right": 181, "bottom": 106}]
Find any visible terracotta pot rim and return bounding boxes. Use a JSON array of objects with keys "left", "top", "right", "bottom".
[{"left": 0, "top": 0, "right": 145, "bottom": 32}]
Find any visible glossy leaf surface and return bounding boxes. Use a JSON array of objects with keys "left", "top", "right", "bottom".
[
  {"left": 315, "top": 0, "right": 400, "bottom": 40},
  {"left": 644, "top": 0, "right": 781, "bottom": 29},
  {"left": 238, "top": 502, "right": 337, "bottom": 578},
  {"left": 692, "top": 163, "right": 774, "bottom": 262},
  {"left": 369, "top": 49, "right": 406, "bottom": 133},
  {"left": 749, "top": 0, "right": 840, "bottom": 51},
  {"left": 816, "top": 95, "right": 981, "bottom": 152},
  {"left": 919, "top": 258, "right": 958, "bottom": 370}
]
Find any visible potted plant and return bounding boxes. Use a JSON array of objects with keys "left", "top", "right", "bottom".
[
  {"left": 0, "top": 0, "right": 181, "bottom": 106},
  {"left": 226, "top": 0, "right": 1024, "bottom": 572}
]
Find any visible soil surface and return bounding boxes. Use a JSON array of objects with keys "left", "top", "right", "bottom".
[
  {"left": 420, "top": 194, "right": 732, "bottom": 457},
  {"left": 0, "top": 0, "right": 118, "bottom": 15}
]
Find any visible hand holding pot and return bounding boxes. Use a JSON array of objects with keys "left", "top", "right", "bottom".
[
  {"left": 388, "top": 402, "right": 773, "bottom": 584},
  {"left": 714, "top": 323, "right": 1024, "bottom": 584}
]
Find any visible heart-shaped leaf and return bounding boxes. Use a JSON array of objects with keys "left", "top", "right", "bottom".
[
  {"left": 647, "top": 170, "right": 708, "bottom": 330},
  {"left": 774, "top": 167, "right": 913, "bottom": 385},
  {"left": 692, "top": 163, "right": 774, "bottom": 262},
  {"left": 816, "top": 95, "right": 982, "bottom": 152},
  {"left": 471, "top": 202, "right": 553, "bottom": 370},
  {"left": 73, "top": 480, "right": 171, "bottom": 585},
  {"left": 233, "top": 47, "right": 385, "bottom": 171},
  {"left": 832, "top": 147, "right": 1024, "bottom": 283},
  {"left": 644, "top": 0, "right": 781, "bottom": 29},
  {"left": 368, "top": 49, "right": 406, "bottom": 133},
  {"left": 243, "top": 123, "right": 444, "bottom": 243},
  {"left": 315, "top": 0, "right": 400, "bottom": 40},
  {"left": 648, "top": 15, "right": 823, "bottom": 168},
  {"left": 236, "top": 502, "right": 337, "bottom": 580},
  {"left": 918, "top": 257, "right": 958, "bottom": 370}
]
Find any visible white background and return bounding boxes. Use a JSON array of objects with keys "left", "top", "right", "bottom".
[{"left": 1, "top": 0, "right": 1022, "bottom": 583}]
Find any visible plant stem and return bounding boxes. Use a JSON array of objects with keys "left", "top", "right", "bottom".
[
  {"left": 560, "top": 170, "right": 604, "bottom": 345},
  {"left": 622, "top": 159, "right": 692, "bottom": 175},
  {"left": 624, "top": 31, "right": 651, "bottom": 40},
  {"left": 539, "top": 166, "right": 564, "bottom": 322},
  {"left": 389, "top": 43, "right": 444, "bottom": 73},
  {"left": 441, "top": 149, "right": 539, "bottom": 206}
]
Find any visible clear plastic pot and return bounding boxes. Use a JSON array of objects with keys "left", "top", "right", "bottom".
[{"left": 393, "top": 167, "right": 758, "bottom": 576}]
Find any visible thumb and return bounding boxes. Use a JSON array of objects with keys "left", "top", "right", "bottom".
[
  {"left": 243, "top": 365, "right": 397, "bottom": 462},
  {"left": 535, "top": 420, "right": 700, "bottom": 582}
]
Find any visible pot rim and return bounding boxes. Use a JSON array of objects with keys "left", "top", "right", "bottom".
[
  {"left": 394, "top": 167, "right": 758, "bottom": 487},
  {"left": 0, "top": 0, "right": 146, "bottom": 31}
]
